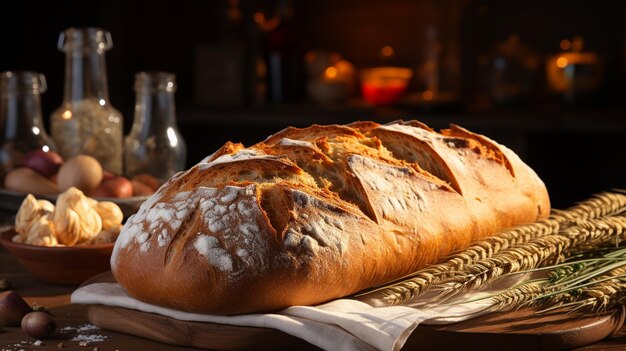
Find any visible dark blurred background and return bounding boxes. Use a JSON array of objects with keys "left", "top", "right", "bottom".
[{"left": 1, "top": 0, "right": 625, "bottom": 208}]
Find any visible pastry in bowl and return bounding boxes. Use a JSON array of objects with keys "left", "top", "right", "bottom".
[{"left": 1, "top": 188, "right": 124, "bottom": 284}]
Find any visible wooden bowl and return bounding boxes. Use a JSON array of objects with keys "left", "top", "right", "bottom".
[{"left": 0, "top": 229, "right": 113, "bottom": 285}]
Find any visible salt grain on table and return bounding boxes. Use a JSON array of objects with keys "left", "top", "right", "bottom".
[
  {"left": 58, "top": 324, "right": 108, "bottom": 346},
  {"left": 72, "top": 334, "right": 108, "bottom": 344}
]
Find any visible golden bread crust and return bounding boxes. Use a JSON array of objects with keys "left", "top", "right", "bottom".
[{"left": 112, "top": 120, "right": 550, "bottom": 315}]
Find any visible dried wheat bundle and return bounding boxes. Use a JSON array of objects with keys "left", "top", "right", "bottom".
[
  {"left": 439, "top": 216, "right": 626, "bottom": 293},
  {"left": 357, "top": 191, "right": 626, "bottom": 306}
]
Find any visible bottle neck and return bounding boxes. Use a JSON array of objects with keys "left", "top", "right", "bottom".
[
  {"left": 63, "top": 49, "right": 110, "bottom": 103},
  {"left": 1, "top": 93, "right": 44, "bottom": 140},
  {"left": 132, "top": 90, "right": 177, "bottom": 136}
]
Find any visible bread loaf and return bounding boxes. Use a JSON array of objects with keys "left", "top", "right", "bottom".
[{"left": 111, "top": 120, "right": 550, "bottom": 315}]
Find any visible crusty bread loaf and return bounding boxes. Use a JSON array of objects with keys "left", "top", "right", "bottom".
[{"left": 111, "top": 120, "right": 550, "bottom": 315}]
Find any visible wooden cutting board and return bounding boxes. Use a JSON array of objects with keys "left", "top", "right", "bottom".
[{"left": 85, "top": 273, "right": 625, "bottom": 351}]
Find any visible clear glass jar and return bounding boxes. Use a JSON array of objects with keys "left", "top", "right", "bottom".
[
  {"left": 0, "top": 71, "right": 57, "bottom": 180},
  {"left": 50, "top": 27, "right": 123, "bottom": 174},
  {"left": 124, "top": 72, "right": 186, "bottom": 180}
]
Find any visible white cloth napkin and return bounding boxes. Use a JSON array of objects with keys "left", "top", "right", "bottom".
[{"left": 71, "top": 282, "right": 505, "bottom": 351}]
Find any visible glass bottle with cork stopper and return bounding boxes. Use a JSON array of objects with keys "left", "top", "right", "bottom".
[
  {"left": 124, "top": 72, "right": 186, "bottom": 180},
  {"left": 50, "top": 27, "right": 123, "bottom": 174},
  {"left": 0, "top": 71, "right": 57, "bottom": 180}
]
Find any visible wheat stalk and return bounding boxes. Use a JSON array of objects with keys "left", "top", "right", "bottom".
[
  {"left": 549, "top": 263, "right": 626, "bottom": 313},
  {"left": 562, "top": 216, "right": 626, "bottom": 251},
  {"left": 462, "top": 252, "right": 626, "bottom": 316},
  {"left": 488, "top": 280, "right": 551, "bottom": 311},
  {"left": 579, "top": 280, "right": 626, "bottom": 312},
  {"left": 357, "top": 191, "right": 626, "bottom": 306},
  {"left": 539, "top": 274, "right": 626, "bottom": 314}
]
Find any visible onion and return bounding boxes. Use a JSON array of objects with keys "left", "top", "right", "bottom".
[
  {"left": 22, "top": 150, "right": 63, "bottom": 178},
  {"left": 0, "top": 291, "right": 33, "bottom": 327},
  {"left": 21, "top": 311, "right": 56, "bottom": 339}
]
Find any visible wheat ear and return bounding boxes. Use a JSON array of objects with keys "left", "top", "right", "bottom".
[{"left": 437, "top": 216, "right": 626, "bottom": 293}]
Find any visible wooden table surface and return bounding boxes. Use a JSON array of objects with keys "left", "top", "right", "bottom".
[
  {"left": 3, "top": 213, "right": 626, "bottom": 351},
  {"left": 0, "top": 242, "right": 198, "bottom": 351}
]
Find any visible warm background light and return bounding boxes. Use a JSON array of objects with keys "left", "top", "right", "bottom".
[
  {"left": 556, "top": 57, "right": 568, "bottom": 68},
  {"left": 253, "top": 12, "right": 264, "bottom": 24},
  {"left": 571, "top": 37, "right": 584, "bottom": 51},
  {"left": 422, "top": 90, "right": 434, "bottom": 101},
  {"left": 381, "top": 45, "right": 395, "bottom": 58},
  {"left": 324, "top": 66, "right": 338, "bottom": 79}
]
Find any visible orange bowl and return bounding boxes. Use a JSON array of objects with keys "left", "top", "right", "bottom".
[
  {"left": 0, "top": 229, "right": 113, "bottom": 285},
  {"left": 360, "top": 67, "right": 413, "bottom": 105}
]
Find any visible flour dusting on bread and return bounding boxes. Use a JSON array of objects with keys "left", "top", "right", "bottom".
[{"left": 194, "top": 234, "right": 234, "bottom": 272}]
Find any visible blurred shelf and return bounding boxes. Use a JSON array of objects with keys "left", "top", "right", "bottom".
[{"left": 178, "top": 102, "right": 626, "bottom": 135}]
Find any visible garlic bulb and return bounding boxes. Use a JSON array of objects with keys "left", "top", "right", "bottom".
[
  {"left": 91, "top": 201, "right": 123, "bottom": 231},
  {"left": 53, "top": 187, "right": 102, "bottom": 245},
  {"left": 15, "top": 195, "right": 45, "bottom": 236},
  {"left": 23, "top": 213, "right": 57, "bottom": 247},
  {"left": 13, "top": 187, "right": 123, "bottom": 246}
]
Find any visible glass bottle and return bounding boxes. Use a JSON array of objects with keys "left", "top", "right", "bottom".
[
  {"left": 0, "top": 71, "right": 57, "bottom": 180},
  {"left": 50, "top": 27, "right": 123, "bottom": 174},
  {"left": 414, "top": 0, "right": 462, "bottom": 109},
  {"left": 124, "top": 72, "right": 186, "bottom": 180},
  {"left": 488, "top": 35, "right": 539, "bottom": 106}
]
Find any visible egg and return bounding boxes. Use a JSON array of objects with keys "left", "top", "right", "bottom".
[{"left": 57, "top": 155, "right": 103, "bottom": 193}]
